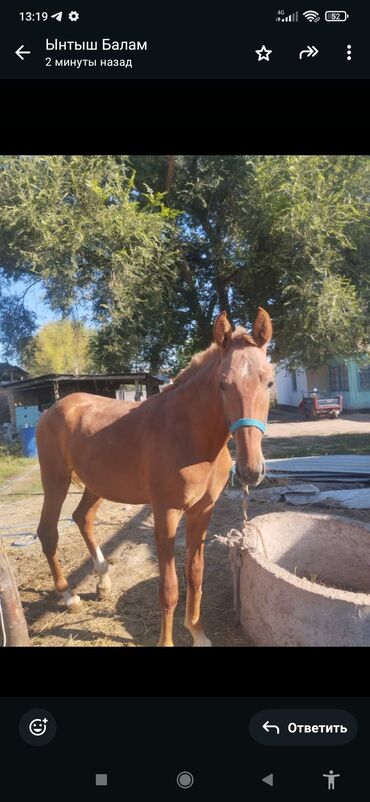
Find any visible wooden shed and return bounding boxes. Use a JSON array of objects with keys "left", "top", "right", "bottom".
[{"left": 5, "top": 372, "right": 167, "bottom": 429}]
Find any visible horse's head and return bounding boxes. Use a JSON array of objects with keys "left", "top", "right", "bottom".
[{"left": 214, "top": 307, "right": 274, "bottom": 487}]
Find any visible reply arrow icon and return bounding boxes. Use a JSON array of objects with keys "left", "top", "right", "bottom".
[
  {"left": 299, "top": 45, "right": 319, "bottom": 60},
  {"left": 15, "top": 45, "right": 31, "bottom": 60},
  {"left": 263, "top": 721, "right": 280, "bottom": 734}
]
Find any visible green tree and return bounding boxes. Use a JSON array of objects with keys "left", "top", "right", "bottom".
[
  {"left": 24, "top": 320, "right": 93, "bottom": 376},
  {"left": 0, "top": 155, "right": 179, "bottom": 370},
  {"left": 0, "top": 294, "right": 36, "bottom": 363},
  {"left": 1, "top": 154, "right": 370, "bottom": 373},
  {"left": 132, "top": 154, "right": 370, "bottom": 368},
  {"left": 242, "top": 155, "right": 370, "bottom": 367}
]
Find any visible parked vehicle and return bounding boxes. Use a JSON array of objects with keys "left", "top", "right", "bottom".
[{"left": 299, "top": 388, "right": 343, "bottom": 419}]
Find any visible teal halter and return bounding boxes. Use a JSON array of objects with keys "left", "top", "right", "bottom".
[{"left": 230, "top": 418, "right": 266, "bottom": 435}]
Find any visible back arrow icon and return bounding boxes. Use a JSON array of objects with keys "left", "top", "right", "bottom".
[
  {"left": 15, "top": 45, "right": 31, "bottom": 60},
  {"left": 299, "top": 45, "right": 319, "bottom": 60},
  {"left": 263, "top": 721, "right": 280, "bottom": 734}
]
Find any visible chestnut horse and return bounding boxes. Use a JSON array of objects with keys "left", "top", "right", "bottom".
[{"left": 36, "top": 307, "right": 273, "bottom": 646}]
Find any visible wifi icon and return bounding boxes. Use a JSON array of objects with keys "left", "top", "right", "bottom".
[{"left": 303, "top": 9, "right": 320, "bottom": 22}]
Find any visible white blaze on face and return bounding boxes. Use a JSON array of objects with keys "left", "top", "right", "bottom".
[{"left": 240, "top": 358, "right": 250, "bottom": 377}]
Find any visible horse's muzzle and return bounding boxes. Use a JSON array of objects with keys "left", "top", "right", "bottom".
[{"left": 236, "top": 461, "right": 265, "bottom": 487}]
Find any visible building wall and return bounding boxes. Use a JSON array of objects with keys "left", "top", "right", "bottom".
[
  {"left": 346, "top": 359, "right": 370, "bottom": 410},
  {"left": 276, "top": 359, "right": 370, "bottom": 411},
  {"left": 307, "top": 366, "right": 330, "bottom": 393},
  {"left": 324, "top": 359, "right": 370, "bottom": 410},
  {"left": 274, "top": 364, "right": 308, "bottom": 407},
  {"left": 15, "top": 405, "right": 42, "bottom": 429}
]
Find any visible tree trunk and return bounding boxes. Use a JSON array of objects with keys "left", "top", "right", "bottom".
[
  {"left": 165, "top": 156, "right": 176, "bottom": 193},
  {"left": 0, "top": 539, "right": 30, "bottom": 647},
  {"left": 217, "top": 283, "right": 232, "bottom": 323}
]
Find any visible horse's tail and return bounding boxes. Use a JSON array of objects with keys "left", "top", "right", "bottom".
[{"left": 71, "top": 470, "right": 85, "bottom": 490}]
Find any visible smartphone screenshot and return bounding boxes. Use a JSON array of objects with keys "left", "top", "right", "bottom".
[{"left": 0, "top": 2, "right": 369, "bottom": 799}]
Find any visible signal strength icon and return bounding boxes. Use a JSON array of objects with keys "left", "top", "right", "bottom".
[
  {"left": 276, "top": 11, "right": 299, "bottom": 22},
  {"left": 303, "top": 10, "right": 320, "bottom": 22}
]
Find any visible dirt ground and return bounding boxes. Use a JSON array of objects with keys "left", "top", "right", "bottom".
[
  {"left": 2, "top": 408, "right": 370, "bottom": 647},
  {"left": 1, "top": 468, "right": 254, "bottom": 647},
  {"left": 267, "top": 408, "right": 370, "bottom": 438}
]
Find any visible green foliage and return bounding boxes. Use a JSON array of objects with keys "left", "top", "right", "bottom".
[
  {"left": 0, "top": 155, "right": 180, "bottom": 369},
  {"left": 0, "top": 154, "right": 369, "bottom": 372},
  {"left": 277, "top": 274, "right": 366, "bottom": 368},
  {"left": 0, "top": 441, "right": 36, "bottom": 485},
  {"left": 0, "top": 293, "right": 36, "bottom": 362},
  {"left": 24, "top": 320, "right": 93, "bottom": 375},
  {"left": 132, "top": 154, "right": 370, "bottom": 368},
  {"left": 0, "top": 441, "right": 22, "bottom": 459}
]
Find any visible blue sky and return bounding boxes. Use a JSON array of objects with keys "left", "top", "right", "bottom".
[
  {"left": 0, "top": 276, "right": 61, "bottom": 359},
  {"left": 10, "top": 277, "right": 57, "bottom": 326}
]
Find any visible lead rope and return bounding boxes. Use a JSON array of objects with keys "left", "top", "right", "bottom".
[{"left": 213, "top": 483, "right": 268, "bottom": 625}]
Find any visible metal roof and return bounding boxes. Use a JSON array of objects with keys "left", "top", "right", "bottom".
[{"left": 7, "top": 372, "right": 167, "bottom": 391}]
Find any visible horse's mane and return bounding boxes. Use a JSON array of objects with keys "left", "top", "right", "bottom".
[{"left": 164, "top": 326, "right": 257, "bottom": 392}]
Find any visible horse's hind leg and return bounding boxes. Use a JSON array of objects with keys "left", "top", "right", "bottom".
[
  {"left": 184, "top": 504, "right": 214, "bottom": 647},
  {"left": 37, "top": 471, "right": 82, "bottom": 612},
  {"left": 72, "top": 489, "right": 111, "bottom": 600}
]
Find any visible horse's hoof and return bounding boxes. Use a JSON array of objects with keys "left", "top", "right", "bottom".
[
  {"left": 193, "top": 636, "right": 212, "bottom": 647},
  {"left": 96, "top": 584, "right": 111, "bottom": 600},
  {"left": 157, "top": 642, "right": 174, "bottom": 647},
  {"left": 66, "top": 595, "right": 82, "bottom": 614}
]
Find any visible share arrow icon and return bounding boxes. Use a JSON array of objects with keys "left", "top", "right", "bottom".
[
  {"left": 51, "top": 11, "right": 63, "bottom": 21},
  {"left": 299, "top": 45, "right": 319, "bottom": 60}
]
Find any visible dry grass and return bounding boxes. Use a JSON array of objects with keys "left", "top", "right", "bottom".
[{"left": 4, "top": 483, "right": 252, "bottom": 647}]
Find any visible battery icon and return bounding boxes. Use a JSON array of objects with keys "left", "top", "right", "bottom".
[{"left": 325, "top": 11, "right": 349, "bottom": 21}]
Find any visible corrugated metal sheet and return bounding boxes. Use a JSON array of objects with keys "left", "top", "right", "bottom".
[
  {"left": 268, "top": 455, "right": 370, "bottom": 473},
  {"left": 266, "top": 455, "right": 370, "bottom": 483}
]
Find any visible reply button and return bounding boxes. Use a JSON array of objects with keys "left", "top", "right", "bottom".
[{"left": 249, "top": 709, "right": 357, "bottom": 746}]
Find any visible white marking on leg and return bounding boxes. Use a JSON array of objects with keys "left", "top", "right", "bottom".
[
  {"left": 94, "top": 546, "right": 112, "bottom": 591},
  {"left": 62, "top": 589, "right": 81, "bottom": 608},
  {"left": 192, "top": 632, "right": 212, "bottom": 647},
  {"left": 93, "top": 546, "right": 108, "bottom": 576}
]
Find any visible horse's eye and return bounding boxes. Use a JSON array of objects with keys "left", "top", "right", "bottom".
[
  {"left": 267, "top": 381, "right": 274, "bottom": 389},
  {"left": 219, "top": 381, "right": 230, "bottom": 391}
]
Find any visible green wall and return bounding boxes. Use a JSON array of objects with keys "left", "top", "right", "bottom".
[{"left": 329, "top": 359, "right": 370, "bottom": 410}]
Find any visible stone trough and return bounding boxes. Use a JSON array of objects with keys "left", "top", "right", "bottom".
[{"left": 229, "top": 511, "right": 370, "bottom": 647}]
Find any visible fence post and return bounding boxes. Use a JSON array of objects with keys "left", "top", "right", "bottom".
[{"left": 0, "top": 539, "right": 30, "bottom": 647}]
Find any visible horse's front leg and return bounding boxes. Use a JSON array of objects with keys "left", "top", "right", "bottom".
[
  {"left": 184, "top": 504, "right": 215, "bottom": 647},
  {"left": 153, "top": 507, "right": 181, "bottom": 647}
]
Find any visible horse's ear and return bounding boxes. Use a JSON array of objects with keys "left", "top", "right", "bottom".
[
  {"left": 213, "top": 311, "right": 232, "bottom": 348},
  {"left": 252, "top": 307, "right": 273, "bottom": 348}
]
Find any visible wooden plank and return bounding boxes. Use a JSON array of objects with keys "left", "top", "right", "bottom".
[
  {"left": 7, "top": 390, "right": 16, "bottom": 428},
  {"left": 0, "top": 539, "right": 30, "bottom": 647}
]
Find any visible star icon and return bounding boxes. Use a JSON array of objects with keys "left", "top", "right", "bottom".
[{"left": 255, "top": 45, "right": 272, "bottom": 61}]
